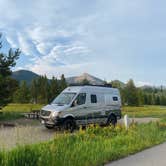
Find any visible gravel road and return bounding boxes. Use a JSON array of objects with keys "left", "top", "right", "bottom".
[
  {"left": 0, "top": 119, "right": 59, "bottom": 150},
  {"left": 106, "top": 142, "right": 166, "bottom": 166},
  {"left": 0, "top": 125, "right": 58, "bottom": 150}
]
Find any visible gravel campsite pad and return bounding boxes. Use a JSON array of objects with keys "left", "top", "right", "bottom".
[{"left": 0, "top": 119, "right": 57, "bottom": 150}]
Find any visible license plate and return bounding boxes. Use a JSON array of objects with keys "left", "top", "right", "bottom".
[{"left": 41, "top": 120, "right": 45, "bottom": 124}]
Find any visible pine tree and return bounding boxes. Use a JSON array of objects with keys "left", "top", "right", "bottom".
[
  {"left": 59, "top": 74, "right": 67, "bottom": 92},
  {"left": 138, "top": 89, "right": 144, "bottom": 106},
  {"left": 37, "top": 76, "right": 49, "bottom": 104},
  {"left": 111, "top": 81, "right": 121, "bottom": 88},
  {"left": 160, "top": 95, "right": 166, "bottom": 105},
  {"left": 0, "top": 34, "right": 20, "bottom": 107},
  {"left": 143, "top": 93, "right": 148, "bottom": 105},
  {"left": 155, "top": 95, "right": 160, "bottom": 105},
  {"left": 124, "top": 79, "right": 139, "bottom": 106},
  {"left": 147, "top": 94, "right": 153, "bottom": 105},
  {"left": 14, "top": 81, "right": 30, "bottom": 103},
  {"left": 49, "top": 76, "right": 59, "bottom": 102},
  {"left": 30, "top": 79, "right": 38, "bottom": 104}
]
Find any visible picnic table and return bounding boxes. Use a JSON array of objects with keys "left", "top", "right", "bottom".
[{"left": 23, "top": 110, "right": 40, "bottom": 119}]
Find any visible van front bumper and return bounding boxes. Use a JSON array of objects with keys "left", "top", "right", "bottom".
[{"left": 40, "top": 116, "right": 64, "bottom": 127}]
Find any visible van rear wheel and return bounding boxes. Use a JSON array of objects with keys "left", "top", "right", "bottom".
[
  {"left": 107, "top": 115, "right": 117, "bottom": 126},
  {"left": 63, "top": 119, "right": 76, "bottom": 132}
]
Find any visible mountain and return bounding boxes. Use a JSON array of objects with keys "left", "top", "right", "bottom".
[
  {"left": 12, "top": 70, "right": 105, "bottom": 85},
  {"left": 12, "top": 70, "right": 158, "bottom": 88},
  {"left": 12, "top": 70, "right": 39, "bottom": 84},
  {"left": 66, "top": 73, "right": 105, "bottom": 85}
]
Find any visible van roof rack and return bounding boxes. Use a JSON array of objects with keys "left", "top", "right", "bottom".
[{"left": 69, "top": 84, "right": 112, "bottom": 88}]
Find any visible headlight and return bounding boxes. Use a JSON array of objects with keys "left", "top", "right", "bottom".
[{"left": 51, "top": 111, "right": 60, "bottom": 119}]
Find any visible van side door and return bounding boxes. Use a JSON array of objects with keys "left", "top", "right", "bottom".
[
  {"left": 70, "top": 93, "right": 88, "bottom": 125},
  {"left": 82, "top": 93, "right": 103, "bottom": 125},
  {"left": 89, "top": 94, "right": 106, "bottom": 124}
]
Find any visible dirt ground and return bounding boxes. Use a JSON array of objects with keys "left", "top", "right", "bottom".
[{"left": 0, "top": 117, "right": 160, "bottom": 150}]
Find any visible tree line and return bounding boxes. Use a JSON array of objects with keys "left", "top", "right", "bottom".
[
  {"left": 111, "top": 79, "right": 166, "bottom": 106},
  {"left": 12, "top": 75, "right": 67, "bottom": 104},
  {"left": 10, "top": 77, "right": 166, "bottom": 106},
  {"left": 11, "top": 78, "right": 93, "bottom": 104}
]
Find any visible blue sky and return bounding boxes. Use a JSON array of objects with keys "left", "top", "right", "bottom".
[{"left": 0, "top": 0, "right": 166, "bottom": 86}]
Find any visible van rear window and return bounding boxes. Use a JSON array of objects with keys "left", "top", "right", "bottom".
[
  {"left": 91, "top": 94, "right": 97, "bottom": 103},
  {"left": 113, "top": 96, "right": 118, "bottom": 101}
]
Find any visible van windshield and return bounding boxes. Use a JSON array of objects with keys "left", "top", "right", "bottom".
[{"left": 52, "top": 93, "right": 76, "bottom": 105}]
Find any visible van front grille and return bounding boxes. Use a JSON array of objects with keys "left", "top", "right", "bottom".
[{"left": 40, "top": 110, "right": 51, "bottom": 117}]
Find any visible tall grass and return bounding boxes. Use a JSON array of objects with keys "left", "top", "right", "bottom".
[{"left": 0, "top": 121, "right": 166, "bottom": 166}]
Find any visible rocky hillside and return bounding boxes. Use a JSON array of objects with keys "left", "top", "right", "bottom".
[{"left": 66, "top": 73, "right": 105, "bottom": 85}]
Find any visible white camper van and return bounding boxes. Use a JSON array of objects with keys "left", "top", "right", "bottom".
[{"left": 40, "top": 85, "right": 122, "bottom": 130}]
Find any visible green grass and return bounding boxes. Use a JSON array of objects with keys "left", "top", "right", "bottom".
[
  {"left": 2, "top": 104, "right": 43, "bottom": 113},
  {"left": 1, "top": 104, "right": 166, "bottom": 121},
  {"left": 123, "top": 105, "right": 166, "bottom": 118},
  {"left": 0, "top": 121, "right": 166, "bottom": 166},
  {"left": 0, "top": 112, "right": 23, "bottom": 121}
]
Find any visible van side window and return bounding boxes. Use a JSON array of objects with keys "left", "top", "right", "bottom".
[
  {"left": 74, "top": 93, "right": 86, "bottom": 106},
  {"left": 91, "top": 94, "right": 97, "bottom": 103},
  {"left": 113, "top": 96, "right": 118, "bottom": 101}
]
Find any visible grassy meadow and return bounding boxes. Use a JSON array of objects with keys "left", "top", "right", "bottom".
[
  {"left": 0, "top": 121, "right": 166, "bottom": 166},
  {"left": 1, "top": 104, "right": 166, "bottom": 121},
  {"left": 123, "top": 105, "right": 166, "bottom": 118},
  {"left": 1, "top": 104, "right": 43, "bottom": 113}
]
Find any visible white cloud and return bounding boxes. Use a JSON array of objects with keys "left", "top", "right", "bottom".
[
  {"left": 36, "top": 42, "right": 54, "bottom": 55},
  {"left": 29, "top": 60, "right": 95, "bottom": 78},
  {"left": 5, "top": 36, "right": 18, "bottom": 48},
  {"left": 17, "top": 32, "right": 41, "bottom": 57}
]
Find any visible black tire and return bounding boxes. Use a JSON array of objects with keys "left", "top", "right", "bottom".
[
  {"left": 107, "top": 115, "right": 117, "bottom": 126},
  {"left": 63, "top": 119, "right": 76, "bottom": 132},
  {"left": 45, "top": 125, "right": 54, "bottom": 129}
]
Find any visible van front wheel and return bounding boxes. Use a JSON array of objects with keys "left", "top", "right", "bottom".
[
  {"left": 63, "top": 119, "right": 76, "bottom": 132},
  {"left": 45, "top": 125, "right": 54, "bottom": 129}
]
